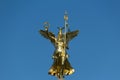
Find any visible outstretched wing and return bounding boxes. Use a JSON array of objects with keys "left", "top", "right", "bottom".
[
  {"left": 66, "top": 30, "right": 79, "bottom": 48},
  {"left": 39, "top": 30, "right": 55, "bottom": 45}
]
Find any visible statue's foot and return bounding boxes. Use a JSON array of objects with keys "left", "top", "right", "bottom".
[
  {"left": 64, "top": 69, "right": 75, "bottom": 75},
  {"left": 48, "top": 68, "right": 57, "bottom": 76},
  {"left": 69, "top": 69, "right": 75, "bottom": 75}
]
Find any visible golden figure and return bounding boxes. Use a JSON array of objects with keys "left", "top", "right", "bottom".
[{"left": 39, "top": 12, "right": 79, "bottom": 79}]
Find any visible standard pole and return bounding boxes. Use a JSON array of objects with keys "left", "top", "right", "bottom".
[{"left": 64, "top": 11, "right": 68, "bottom": 49}]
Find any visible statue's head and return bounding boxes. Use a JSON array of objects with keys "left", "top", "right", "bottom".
[{"left": 57, "top": 27, "right": 64, "bottom": 41}]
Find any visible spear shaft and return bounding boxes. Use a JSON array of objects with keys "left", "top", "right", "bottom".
[{"left": 64, "top": 11, "right": 68, "bottom": 49}]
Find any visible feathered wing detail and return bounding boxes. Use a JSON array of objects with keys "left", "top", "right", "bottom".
[
  {"left": 66, "top": 30, "right": 79, "bottom": 48},
  {"left": 39, "top": 30, "right": 56, "bottom": 45}
]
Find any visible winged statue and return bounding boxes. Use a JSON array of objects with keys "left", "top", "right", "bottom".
[
  {"left": 39, "top": 26, "right": 79, "bottom": 78},
  {"left": 39, "top": 11, "right": 79, "bottom": 79}
]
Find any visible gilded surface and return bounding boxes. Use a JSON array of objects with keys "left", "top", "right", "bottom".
[
  {"left": 39, "top": 28, "right": 79, "bottom": 78},
  {"left": 39, "top": 12, "right": 79, "bottom": 79}
]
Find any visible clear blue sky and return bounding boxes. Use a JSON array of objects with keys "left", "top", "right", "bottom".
[{"left": 0, "top": 0, "right": 120, "bottom": 80}]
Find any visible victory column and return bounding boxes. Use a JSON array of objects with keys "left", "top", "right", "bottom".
[{"left": 39, "top": 11, "right": 79, "bottom": 80}]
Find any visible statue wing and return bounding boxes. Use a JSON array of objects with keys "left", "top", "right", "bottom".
[
  {"left": 66, "top": 30, "right": 79, "bottom": 48},
  {"left": 39, "top": 30, "right": 56, "bottom": 45}
]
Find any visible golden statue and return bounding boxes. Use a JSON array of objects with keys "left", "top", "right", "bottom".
[{"left": 39, "top": 12, "right": 79, "bottom": 79}]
